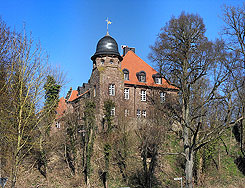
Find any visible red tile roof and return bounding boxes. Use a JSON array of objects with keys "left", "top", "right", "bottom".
[
  {"left": 68, "top": 89, "right": 91, "bottom": 102},
  {"left": 121, "top": 51, "right": 177, "bottom": 89},
  {"left": 56, "top": 97, "right": 67, "bottom": 119},
  {"left": 67, "top": 90, "right": 78, "bottom": 102}
]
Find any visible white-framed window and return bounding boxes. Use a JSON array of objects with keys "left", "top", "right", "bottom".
[
  {"left": 123, "top": 69, "right": 129, "bottom": 80},
  {"left": 56, "top": 122, "right": 61, "bottom": 129},
  {"left": 138, "top": 71, "right": 146, "bottom": 82},
  {"left": 137, "top": 109, "right": 141, "bottom": 118},
  {"left": 141, "top": 90, "right": 146, "bottom": 101},
  {"left": 160, "top": 92, "right": 166, "bottom": 103},
  {"left": 140, "top": 75, "right": 146, "bottom": 82},
  {"left": 124, "top": 88, "right": 129, "bottom": 99},
  {"left": 124, "top": 73, "right": 129, "bottom": 80},
  {"left": 142, "top": 110, "right": 146, "bottom": 118},
  {"left": 109, "top": 84, "right": 115, "bottom": 96},
  {"left": 155, "top": 77, "right": 162, "bottom": 84},
  {"left": 124, "top": 109, "right": 129, "bottom": 117},
  {"left": 111, "top": 107, "right": 115, "bottom": 116}
]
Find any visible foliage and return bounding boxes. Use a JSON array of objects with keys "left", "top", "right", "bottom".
[
  {"left": 82, "top": 100, "right": 96, "bottom": 185},
  {"left": 103, "top": 99, "right": 115, "bottom": 131}
]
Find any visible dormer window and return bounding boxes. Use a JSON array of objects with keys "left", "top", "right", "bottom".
[
  {"left": 155, "top": 77, "right": 162, "bottom": 84},
  {"left": 137, "top": 71, "right": 146, "bottom": 82},
  {"left": 123, "top": 69, "right": 129, "bottom": 80},
  {"left": 140, "top": 75, "right": 146, "bottom": 82},
  {"left": 152, "top": 73, "right": 162, "bottom": 84}
]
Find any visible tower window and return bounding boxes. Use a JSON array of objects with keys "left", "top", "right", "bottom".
[
  {"left": 160, "top": 92, "right": 166, "bottom": 103},
  {"left": 124, "top": 88, "right": 129, "bottom": 99},
  {"left": 123, "top": 69, "right": 129, "bottom": 80},
  {"left": 142, "top": 110, "right": 146, "bottom": 118},
  {"left": 101, "top": 59, "right": 105, "bottom": 65},
  {"left": 109, "top": 84, "right": 115, "bottom": 96},
  {"left": 141, "top": 90, "right": 146, "bottom": 101}
]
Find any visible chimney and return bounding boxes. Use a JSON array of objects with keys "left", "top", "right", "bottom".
[{"left": 121, "top": 45, "right": 135, "bottom": 56}]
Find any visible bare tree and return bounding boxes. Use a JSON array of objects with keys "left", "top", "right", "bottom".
[
  {"left": 222, "top": 3, "right": 245, "bottom": 158},
  {"left": 149, "top": 12, "right": 239, "bottom": 188},
  {"left": 0, "top": 19, "right": 64, "bottom": 187}
]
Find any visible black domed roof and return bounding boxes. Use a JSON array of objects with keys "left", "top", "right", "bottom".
[{"left": 91, "top": 35, "right": 122, "bottom": 61}]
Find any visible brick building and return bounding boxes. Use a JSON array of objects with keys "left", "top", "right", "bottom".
[{"left": 55, "top": 34, "right": 178, "bottom": 130}]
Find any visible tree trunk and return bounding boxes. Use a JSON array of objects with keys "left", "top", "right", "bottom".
[
  {"left": 185, "top": 150, "right": 194, "bottom": 188},
  {"left": 197, "top": 154, "right": 203, "bottom": 185},
  {"left": 11, "top": 165, "right": 17, "bottom": 188},
  {"left": 87, "top": 177, "right": 90, "bottom": 188}
]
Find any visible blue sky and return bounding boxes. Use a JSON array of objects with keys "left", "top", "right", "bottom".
[{"left": 0, "top": 0, "right": 243, "bottom": 96}]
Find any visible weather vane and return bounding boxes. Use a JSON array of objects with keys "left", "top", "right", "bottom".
[{"left": 105, "top": 17, "right": 112, "bottom": 35}]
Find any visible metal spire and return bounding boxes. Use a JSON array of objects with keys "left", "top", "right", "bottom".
[{"left": 105, "top": 17, "right": 112, "bottom": 35}]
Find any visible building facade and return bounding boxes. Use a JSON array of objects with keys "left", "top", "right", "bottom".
[{"left": 55, "top": 34, "right": 178, "bottom": 130}]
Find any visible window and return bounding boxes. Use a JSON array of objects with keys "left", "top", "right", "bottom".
[
  {"left": 109, "top": 84, "right": 115, "bottom": 96},
  {"left": 152, "top": 73, "right": 162, "bottom": 84},
  {"left": 124, "top": 88, "right": 129, "bottom": 99},
  {"left": 124, "top": 72, "right": 129, "bottom": 80},
  {"left": 142, "top": 110, "right": 146, "bottom": 118},
  {"left": 137, "top": 109, "right": 141, "bottom": 118},
  {"left": 155, "top": 77, "right": 162, "bottom": 84},
  {"left": 123, "top": 69, "right": 129, "bottom": 80},
  {"left": 140, "top": 75, "right": 146, "bottom": 82},
  {"left": 160, "top": 92, "right": 166, "bottom": 103},
  {"left": 94, "top": 85, "right": 96, "bottom": 97},
  {"left": 125, "top": 109, "right": 129, "bottom": 117},
  {"left": 56, "top": 122, "right": 61, "bottom": 129},
  {"left": 111, "top": 107, "right": 115, "bottom": 116},
  {"left": 141, "top": 90, "right": 146, "bottom": 101},
  {"left": 137, "top": 71, "right": 146, "bottom": 82}
]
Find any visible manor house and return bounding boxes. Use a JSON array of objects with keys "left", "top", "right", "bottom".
[{"left": 55, "top": 33, "right": 178, "bottom": 130}]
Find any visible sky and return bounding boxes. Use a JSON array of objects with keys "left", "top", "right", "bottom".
[{"left": 0, "top": 0, "right": 243, "bottom": 96}]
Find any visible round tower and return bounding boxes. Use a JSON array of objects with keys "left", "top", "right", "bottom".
[{"left": 89, "top": 34, "right": 124, "bottom": 130}]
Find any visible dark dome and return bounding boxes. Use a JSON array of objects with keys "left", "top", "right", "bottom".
[{"left": 91, "top": 35, "right": 122, "bottom": 61}]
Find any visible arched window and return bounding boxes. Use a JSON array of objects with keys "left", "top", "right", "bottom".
[
  {"left": 123, "top": 69, "right": 129, "bottom": 80},
  {"left": 137, "top": 71, "right": 146, "bottom": 82}
]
